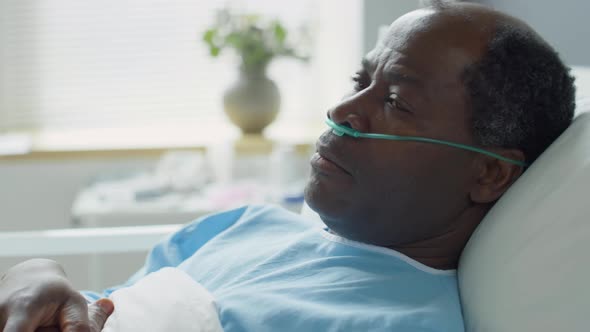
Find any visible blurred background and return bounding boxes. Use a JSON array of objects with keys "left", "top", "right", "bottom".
[{"left": 0, "top": 0, "right": 589, "bottom": 290}]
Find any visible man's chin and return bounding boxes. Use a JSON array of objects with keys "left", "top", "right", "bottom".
[
  {"left": 303, "top": 180, "right": 322, "bottom": 214},
  {"left": 304, "top": 177, "right": 352, "bottom": 223}
]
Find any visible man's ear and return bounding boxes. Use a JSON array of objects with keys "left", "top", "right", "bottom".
[{"left": 470, "top": 148, "right": 525, "bottom": 204}]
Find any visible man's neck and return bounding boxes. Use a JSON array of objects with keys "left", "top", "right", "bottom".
[{"left": 390, "top": 206, "right": 488, "bottom": 270}]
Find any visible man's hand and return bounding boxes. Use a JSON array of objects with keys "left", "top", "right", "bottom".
[
  {"left": 0, "top": 259, "right": 114, "bottom": 332},
  {"left": 33, "top": 299, "right": 114, "bottom": 332},
  {"left": 86, "top": 299, "right": 114, "bottom": 332}
]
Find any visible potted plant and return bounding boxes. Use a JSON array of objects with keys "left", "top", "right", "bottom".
[{"left": 203, "top": 9, "right": 309, "bottom": 135}]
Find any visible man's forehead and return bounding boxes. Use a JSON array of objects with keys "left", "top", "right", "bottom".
[
  {"left": 361, "top": 48, "right": 423, "bottom": 87},
  {"left": 361, "top": 48, "right": 384, "bottom": 72},
  {"left": 363, "top": 10, "right": 436, "bottom": 66},
  {"left": 361, "top": 8, "right": 495, "bottom": 81},
  {"left": 362, "top": 46, "right": 415, "bottom": 72}
]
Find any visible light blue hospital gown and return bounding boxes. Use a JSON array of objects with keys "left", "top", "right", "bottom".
[{"left": 85, "top": 205, "right": 465, "bottom": 331}]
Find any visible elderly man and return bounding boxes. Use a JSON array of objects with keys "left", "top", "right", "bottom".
[{"left": 0, "top": 1, "right": 575, "bottom": 331}]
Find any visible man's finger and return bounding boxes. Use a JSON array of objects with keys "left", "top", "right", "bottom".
[
  {"left": 58, "top": 297, "right": 92, "bottom": 332},
  {"left": 3, "top": 314, "right": 33, "bottom": 332},
  {"left": 3, "top": 311, "right": 53, "bottom": 332},
  {"left": 88, "top": 299, "right": 114, "bottom": 332},
  {"left": 3, "top": 308, "right": 49, "bottom": 332}
]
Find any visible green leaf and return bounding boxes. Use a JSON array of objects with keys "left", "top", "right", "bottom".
[
  {"left": 225, "top": 32, "right": 242, "bottom": 49},
  {"left": 202, "top": 8, "right": 310, "bottom": 63},
  {"left": 273, "top": 22, "right": 287, "bottom": 44},
  {"left": 203, "top": 29, "right": 216, "bottom": 44},
  {"left": 210, "top": 46, "right": 221, "bottom": 57}
]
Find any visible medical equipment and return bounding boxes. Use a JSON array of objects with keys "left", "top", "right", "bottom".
[{"left": 325, "top": 118, "right": 528, "bottom": 167}]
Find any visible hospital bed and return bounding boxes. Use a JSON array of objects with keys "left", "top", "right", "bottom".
[{"left": 1, "top": 85, "right": 589, "bottom": 332}]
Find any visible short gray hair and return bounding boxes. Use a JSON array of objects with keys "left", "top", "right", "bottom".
[{"left": 462, "top": 23, "right": 575, "bottom": 163}]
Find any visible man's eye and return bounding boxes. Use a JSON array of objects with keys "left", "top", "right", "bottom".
[
  {"left": 386, "top": 94, "right": 410, "bottom": 113},
  {"left": 351, "top": 74, "right": 368, "bottom": 91}
]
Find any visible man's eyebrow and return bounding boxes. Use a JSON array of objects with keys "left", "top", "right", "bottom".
[
  {"left": 361, "top": 57, "right": 423, "bottom": 87},
  {"left": 385, "top": 71, "right": 423, "bottom": 87}
]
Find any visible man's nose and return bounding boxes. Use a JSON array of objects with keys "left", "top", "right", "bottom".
[{"left": 327, "top": 93, "right": 370, "bottom": 133}]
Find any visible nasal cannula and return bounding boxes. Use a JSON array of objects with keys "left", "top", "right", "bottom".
[{"left": 325, "top": 118, "right": 528, "bottom": 167}]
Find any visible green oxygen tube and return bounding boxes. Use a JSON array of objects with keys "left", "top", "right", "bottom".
[{"left": 325, "top": 118, "right": 528, "bottom": 167}]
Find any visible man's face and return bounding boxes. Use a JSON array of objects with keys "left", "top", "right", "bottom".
[{"left": 304, "top": 8, "right": 491, "bottom": 246}]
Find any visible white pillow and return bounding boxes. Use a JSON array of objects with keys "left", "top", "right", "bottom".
[{"left": 459, "top": 112, "right": 590, "bottom": 332}]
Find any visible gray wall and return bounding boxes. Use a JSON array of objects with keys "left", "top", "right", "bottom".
[
  {"left": 363, "top": 0, "right": 590, "bottom": 65},
  {"left": 476, "top": 0, "right": 590, "bottom": 66},
  {"left": 363, "top": 0, "right": 420, "bottom": 53}
]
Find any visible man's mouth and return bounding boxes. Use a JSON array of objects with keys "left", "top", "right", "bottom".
[{"left": 310, "top": 144, "right": 352, "bottom": 176}]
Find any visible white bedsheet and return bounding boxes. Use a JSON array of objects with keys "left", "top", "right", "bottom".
[{"left": 102, "top": 267, "right": 224, "bottom": 332}]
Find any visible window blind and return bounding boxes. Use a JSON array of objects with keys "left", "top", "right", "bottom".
[{"left": 0, "top": 0, "right": 354, "bottom": 133}]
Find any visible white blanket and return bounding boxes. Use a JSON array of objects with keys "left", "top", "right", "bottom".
[{"left": 101, "top": 267, "right": 224, "bottom": 332}]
